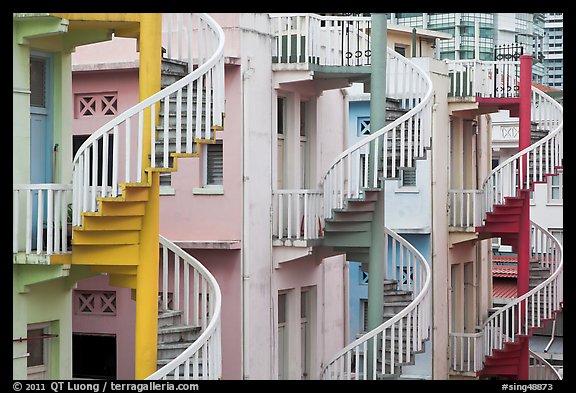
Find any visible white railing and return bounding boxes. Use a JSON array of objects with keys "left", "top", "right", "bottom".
[
  {"left": 272, "top": 189, "right": 323, "bottom": 240},
  {"left": 147, "top": 235, "right": 222, "bottom": 380},
  {"left": 480, "top": 85, "right": 563, "bottom": 223},
  {"left": 446, "top": 60, "right": 521, "bottom": 98},
  {"left": 13, "top": 184, "right": 73, "bottom": 256},
  {"left": 323, "top": 47, "right": 433, "bottom": 219},
  {"left": 270, "top": 14, "right": 372, "bottom": 67},
  {"left": 449, "top": 331, "right": 483, "bottom": 373},
  {"left": 448, "top": 189, "right": 484, "bottom": 228},
  {"left": 529, "top": 350, "right": 562, "bottom": 380},
  {"left": 71, "top": 13, "right": 225, "bottom": 226},
  {"left": 322, "top": 228, "right": 431, "bottom": 379},
  {"left": 481, "top": 221, "right": 562, "bottom": 362}
]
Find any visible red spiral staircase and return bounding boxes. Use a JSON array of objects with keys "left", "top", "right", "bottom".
[{"left": 472, "top": 56, "right": 563, "bottom": 380}]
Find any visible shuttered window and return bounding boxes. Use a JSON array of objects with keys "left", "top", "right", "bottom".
[{"left": 206, "top": 141, "right": 223, "bottom": 186}]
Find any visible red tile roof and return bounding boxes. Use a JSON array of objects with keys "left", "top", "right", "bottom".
[
  {"left": 493, "top": 279, "right": 517, "bottom": 299},
  {"left": 493, "top": 264, "right": 517, "bottom": 278}
]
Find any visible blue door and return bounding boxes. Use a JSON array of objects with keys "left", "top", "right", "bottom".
[{"left": 29, "top": 54, "right": 52, "bottom": 248}]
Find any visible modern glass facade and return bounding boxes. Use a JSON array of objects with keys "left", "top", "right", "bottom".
[{"left": 389, "top": 12, "right": 561, "bottom": 87}]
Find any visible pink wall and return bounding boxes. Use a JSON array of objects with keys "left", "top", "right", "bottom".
[
  {"left": 185, "top": 249, "right": 242, "bottom": 380},
  {"left": 72, "top": 37, "right": 139, "bottom": 66},
  {"left": 159, "top": 65, "right": 242, "bottom": 242},
  {"left": 72, "top": 69, "right": 139, "bottom": 136},
  {"left": 275, "top": 253, "right": 348, "bottom": 378},
  {"left": 72, "top": 275, "right": 136, "bottom": 379}
]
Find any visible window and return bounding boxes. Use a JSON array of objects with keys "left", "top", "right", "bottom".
[
  {"left": 193, "top": 140, "right": 224, "bottom": 194},
  {"left": 27, "top": 323, "right": 50, "bottom": 379},
  {"left": 548, "top": 172, "right": 563, "bottom": 202},
  {"left": 300, "top": 290, "right": 311, "bottom": 380},
  {"left": 549, "top": 229, "right": 563, "bottom": 247},
  {"left": 206, "top": 141, "right": 223, "bottom": 186},
  {"left": 278, "top": 292, "right": 288, "bottom": 380},
  {"left": 361, "top": 299, "right": 369, "bottom": 333},
  {"left": 400, "top": 167, "right": 417, "bottom": 187},
  {"left": 394, "top": 44, "right": 407, "bottom": 57}
]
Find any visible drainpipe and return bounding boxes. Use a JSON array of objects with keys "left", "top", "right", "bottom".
[
  {"left": 241, "top": 56, "right": 256, "bottom": 380},
  {"left": 412, "top": 28, "right": 417, "bottom": 57}
]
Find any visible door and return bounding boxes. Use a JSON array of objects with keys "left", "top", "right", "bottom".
[{"left": 29, "top": 54, "right": 52, "bottom": 247}]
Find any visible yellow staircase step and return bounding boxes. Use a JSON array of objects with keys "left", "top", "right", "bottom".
[
  {"left": 97, "top": 200, "right": 147, "bottom": 216},
  {"left": 71, "top": 244, "right": 140, "bottom": 266},
  {"left": 80, "top": 215, "right": 143, "bottom": 231},
  {"left": 72, "top": 229, "right": 140, "bottom": 245},
  {"left": 109, "top": 183, "right": 150, "bottom": 202}
]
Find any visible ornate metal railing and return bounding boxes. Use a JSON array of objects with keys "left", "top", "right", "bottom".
[{"left": 270, "top": 13, "right": 372, "bottom": 67}]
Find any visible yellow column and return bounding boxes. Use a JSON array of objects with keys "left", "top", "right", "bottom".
[
  {"left": 134, "top": 13, "right": 162, "bottom": 379},
  {"left": 135, "top": 172, "right": 161, "bottom": 379},
  {"left": 139, "top": 13, "right": 162, "bottom": 175}
]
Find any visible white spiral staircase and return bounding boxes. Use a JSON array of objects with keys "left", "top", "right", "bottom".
[
  {"left": 321, "top": 47, "right": 433, "bottom": 380},
  {"left": 69, "top": 13, "right": 225, "bottom": 380}
]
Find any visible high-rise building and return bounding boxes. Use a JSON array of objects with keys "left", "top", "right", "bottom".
[
  {"left": 390, "top": 13, "right": 561, "bottom": 87},
  {"left": 542, "top": 13, "right": 563, "bottom": 88}
]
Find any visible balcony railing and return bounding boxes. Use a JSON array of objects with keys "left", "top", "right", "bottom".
[
  {"left": 13, "top": 184, "right": 73, "bottom": 257},
  {"left": 270, "top": 13, "right": 371, "bottom": 67},
  {"left": 272, "top": 189, "right": 324, "bottom": 241},
  {"left": 446, "top": 60, "right": 520, "bottom": 98},
  {"left": 449, "top": 331, "right": 483, "bottom": 373},
  {"left": 448, "top": 189, "right": 483, "bottom": 229}
]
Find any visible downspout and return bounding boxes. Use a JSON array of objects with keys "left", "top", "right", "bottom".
[{"left": 241, "top": 56, "right": 256, "bottom": 380}]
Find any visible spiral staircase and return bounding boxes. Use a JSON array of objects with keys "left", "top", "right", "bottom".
[
  {"left": 474, "top": 83, "right": 563, "bottom": 380},
  {"left": 320, "top": 47, "right": 433, "bottom": 380},
  {"left": 61, "top": 13, "right": 225, "bottom": 380}
]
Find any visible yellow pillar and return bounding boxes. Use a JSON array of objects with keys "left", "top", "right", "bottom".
[
  {"left": 134, "top": 13, "right": 162, "bottom": 379},
  {"left": 135, "top": 172, "right": 160, "bottom": 379},
  {"left": 139, "top": 13, "right": 162, "bottom": 174}
]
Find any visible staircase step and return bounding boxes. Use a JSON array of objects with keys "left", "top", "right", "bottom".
[
  {"left": 324, "top": 221, "right": 372, "bottom": 233},
  {"left": 383, "top": 301, "right": 412, "bottom": 313},
  {"left": 158, "top": 310, "right": 183, "bottom": 328},
  {"left": 329, "top": 211, "right": 375, "bottom": 223},
  {"left": 80, "top": 215, "right": 143, "bottom": 231},
  {"left": 383, "top": 290, "right": 413, "bottom": 302},
  {"left": 336, "top": 200, "right": 377, "bottom": 213},
  {"left": 97, "top": 200, "right": 147, "bottom": 216},
  {"left": 71, "top": 244, "right": 140, "bottom": 265},
  {"left": 72, "top": 229, "right": 140, "bottom": 245},
  {"left": 158, "top": 325, "right": 201, "bottom": 344},
  {"left": 157, "top": 342, "right": 195, "bottom": 359},
  {"left": 323, "top": 231, "right": 372, "bottom": 248},
  {"left": 478, "top": 364, "right": 519, "bottom": 377}
]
